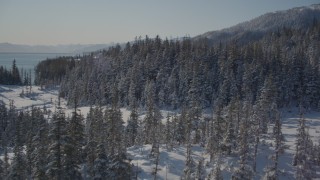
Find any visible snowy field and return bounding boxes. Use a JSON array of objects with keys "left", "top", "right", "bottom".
[{"left": 0, "top": 85, "right": 319, "bottom": 179}]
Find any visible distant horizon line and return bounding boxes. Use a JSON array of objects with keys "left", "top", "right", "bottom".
[
  {"left": 0, "top": 35, "right": 187, "bottom": 46},
  {"left": 0, "top": 52, "right": 75, "bottom": 54},
  {"left": 0, "top": 42, "right": 118, "bottom": 46}
]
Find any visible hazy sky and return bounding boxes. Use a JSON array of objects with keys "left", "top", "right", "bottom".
[{"left": 0, "top": 0, "right": 319, "bottom": 45}]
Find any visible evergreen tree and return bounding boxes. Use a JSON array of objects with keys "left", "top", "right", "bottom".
[
  {"left": 293, "top": 112, "right": 315, "bottom": 179},
  {"left": 223, "top": 102, "right": 236, "bottom": 155},
  {"left": 105, "top": 85, "right": 125, "bottom": 156},
  {"left": 257, "top": 75, "right": 277, "bottom": 134},
  {"left": 84, "top": 106, "right": 97, "bottom": 178},
  {"left": 207, "top": 105, "right": 224, "bottom": 162},
  {"left": 8, "top": 112, "right": 27, "bottom": 179},
  {"left": 264, "top": 110, "right": 285, "bottom": 179},
  {"left": 11, "top": 59, "right": 22, "bottom": 85},
  {"left": 175, "top": 112, "right": 186, "bottom": 145},
  {"left": 251, "top": 108, "right": 261, "bottom": 173},
  {"left": 46, "top": 99, "right": 67, "bottom": 179},
  {"left": 64, "top": 96, "right": 84, "bottom": 179},
  {"left": 108, "top": 153, "right": 131, "bottom": 180},
  {"left": 183, "top": 108, "right": 196, "bottom": 179},
  {"left": 93, "top": 144, "right": 110, "bottom": 180},
  {"left": 165, "top": 113, "right": 173, "bottom": 150},
  {"left": 232, "top": 102, "right": 253, "bottom": 180},
  {"left": 32, "top": 117, "right": 49, "bottom": 180},
  {"left": 2, "top": 143, "right": 10, "bottom": 178},
  {"left": 126, "top": 102, "right": 139, "bottom": 147}
]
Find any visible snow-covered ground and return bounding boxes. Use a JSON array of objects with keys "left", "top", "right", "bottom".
[
  {"left": 0, "top": 85, "right": 131, "bottom": 121},
  {"left": 0, "top": 85, "right": 60, "bottom": 111},
  {"left": 0, "top": 85, "right": 319, "bottom": 179}
]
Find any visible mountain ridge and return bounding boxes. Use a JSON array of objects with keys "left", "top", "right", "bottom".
[{"left": 195, "top": 3, "right": 320, "bottom": 44}]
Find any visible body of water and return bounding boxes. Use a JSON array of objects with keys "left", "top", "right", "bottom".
[{"left": 0, "top": 53, "right": 73, "bottom": 82}]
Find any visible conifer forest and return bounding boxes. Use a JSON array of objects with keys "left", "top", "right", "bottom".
[{"left": 1, "top": 4, "right": 320, "bottom": 180}]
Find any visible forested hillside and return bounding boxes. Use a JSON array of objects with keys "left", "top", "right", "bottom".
[
  {"left": 34, "top": 56, "right": 76, "bottom": 87},
  {"left": 55, "top": 21, "right": 320, "bottom": 111},
  {"left": 1, "top": 4, "right": 319, "bottom": 179}
]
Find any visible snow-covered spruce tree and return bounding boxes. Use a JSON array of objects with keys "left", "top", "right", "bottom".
[
  {"left": 165, "top": 113, "right": 173, "bottom": 150},
  {"left": 31, "top": 110, "right": 49, "bottom": 179},
  {"left": 183, "top": 109, "right": 196, "bottom": 180},
  {"left": 126, "top": 101, "right": 139, "bottom": 147},
  {"left": 257, "top": 75, "right": 277, "bottom": 134},
  {"left": 84, "top": 110, "right": 93, "bottom": 178},
  {"left": 303, "top": 63, "right": 320, "bottom": 108},
  {"left": 207, "top": 104, "right": 223, "bottom": 162},
  {"left": 293, "top": 113, "right": 316, "bottom": 179},
  {"left": 232, "top": 102, "right": 253, "bottom": 180},
  {"left": 206, "top": 111, "right": 215, "bottom": 163},
  {"left": 5, "top": 100, "right": 18, "bottom": 147},
  {"left": 128, "top": 76, "right": 137, "bottom": 109},
  {"left": 105, "top": 85, "right": 125, "bottom": 156},
  {"left": 143, "top": 80, "right": 156, "bottom": 144},
  {"left": 142, "top": 80, "right": 162, "bottom": 157},
  {"left": 25, "top": 107, "right": 45, "bottom": 179},
  {"left": 263, "top": 110, "right": 285, "bottom": 179},
  {"left": 46, "top": 98, "right": 67, "bottom": 179},
  {"left": 198, "top": 116, "right": 207, "bottom": 148},
  {"left": 0, "top": 102, "right": 8, "bottom": 142},
  {"left": 100, "top": 86, "right": 131, "bottom": 179},
  {"left": 175, "top": 110, "right": 186, "bottom": 145},
  {"left": 222, "top": 100, "right": 236, "bottom": 155},
  {"left": 11, "top": 59, "right": 22, "bottom": 85},
  {"left": 24, "top": 112, "right": 34, "bottom": 178},
  {"left": 188, "top": 61, "right": 204, "bottom": 144},
  {"left": 64, "top": 95, "right": 84, "bottom": 179},
  {"left": 251, "top": 104, "right": 261, "bottom": 173},
  {"left": 135, "top": 118, "right": 145, "bottom": 150},
  {"left": 93, "top": 143, "right": 110, "bottom": 180},
  {"left": 108, "top": 153, "right": 131, "bottom": 180},
  {"left": 292, "top": 114, "right": 307, "bottom": 168},
  {"left": 8, "top": 112, "right": 27, "bottom": 179},
  {"left": 189, "top": 102, "right": 202, "bottom": 144},
  {"left": 85, "top": 106, "right": 103, "bottom": 178},
  {"left": 2, "top": 141, "right": 10, "bottom": 178}
]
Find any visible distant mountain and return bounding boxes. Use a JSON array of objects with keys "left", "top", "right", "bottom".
[
  {"left": 0, "top": 43, "right": 113, "bottom": 54},
  {"left": 195, "top": 4, "right": 320, "bottom": 44}
]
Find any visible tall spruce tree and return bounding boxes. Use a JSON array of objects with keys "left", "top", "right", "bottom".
[
  {"left": 32, "top": 116, "right": 49, "bottom": 180},
  {"left": 46, "top": 99, "right": 67, "bottom": 179},
  {"left": 8, "top": 112, "right": 27, "bottom": 179},
  {"left": 64, "top": 95, "right": 84, "bottom": 179}
]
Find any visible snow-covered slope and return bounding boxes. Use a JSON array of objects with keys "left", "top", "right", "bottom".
[
  {"left": 1, "top": 85, "right": 319, "bottom": 179},
  {"left": 195, "top": 4, "right": 320, "bottom": 44},
  {"left": 128, "top": 108, "right": 320, "bottom": 180},
  {"left": 0, "top": 85, "right": 60, "bottom": 111}
]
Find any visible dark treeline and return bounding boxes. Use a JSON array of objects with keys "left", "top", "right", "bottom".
[
  {"left": 56, "top": 21, "right": 320, "bottom": 111},
  {"left": 0, "top": 60, "right": 22, "bottom": 85},
  {"left": 34, "top": 56, "right": 76, "bottom": 87}
]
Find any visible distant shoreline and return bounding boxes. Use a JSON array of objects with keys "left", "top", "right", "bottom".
[{"left": 0, "top": 52, "right": 74, "bottom": 55}]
